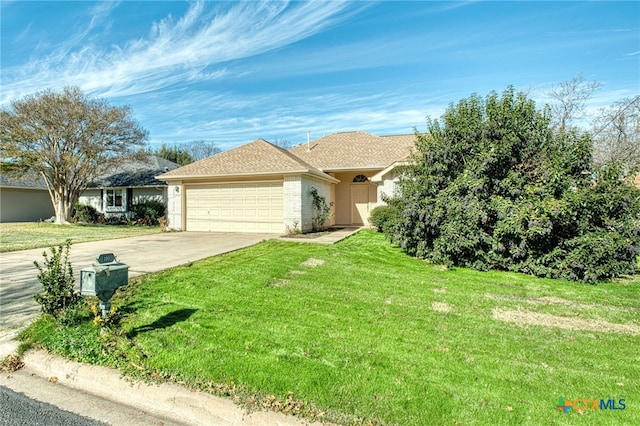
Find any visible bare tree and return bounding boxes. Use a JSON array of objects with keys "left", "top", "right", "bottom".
[
  {"left": 0, "top": 87, "right": 147, "bottom": 224},
  {"left": 547, "top": 74, "right": 602, "bottom": 131},
  {"left": 272, "top": 138, "right": 293, "bottom": 150},
  {"left": 592, "top": 96, "right": 640, "bottom": 174},
  {"left": 185, "top": 140, "right": 221, "bottom": 161}
]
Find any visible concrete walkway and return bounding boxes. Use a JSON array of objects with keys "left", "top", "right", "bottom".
[{"left": 278, "top": 226, "right": 364, "bottom": 245}]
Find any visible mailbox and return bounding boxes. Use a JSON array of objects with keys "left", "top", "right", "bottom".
[{"left": 80, "top": 253, "right": 129, "bottom": 298}]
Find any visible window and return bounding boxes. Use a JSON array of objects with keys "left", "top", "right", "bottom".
[
  {"left": 353, "top": 174, "right": 368, "bottom": 183},
  {"left": 106, "top": 189, "right": 124, "bottom": 208}
]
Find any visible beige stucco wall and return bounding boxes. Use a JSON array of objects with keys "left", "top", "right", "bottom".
[{"left": 0, "top": 188, "right": 54, "bottom": 222}]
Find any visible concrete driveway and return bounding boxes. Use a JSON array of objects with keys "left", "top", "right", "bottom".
[{"left": 0, "top": 232, "right": 275, "bottom": 332}]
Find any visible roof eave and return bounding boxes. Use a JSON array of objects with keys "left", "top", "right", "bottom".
[
  {"left": 302, "top": 169, "right": 340, "bottom": 184},
  {"left": 158, "top": 169, "right": 313, "bottom": 182},
  {"left": 319, "top": 166, "right": 387, "bottom": 173},
  {"left": 0, "top": 184, "right": 48, "bottom": 190},
  {"left": 158, "top": 168, "right": 339, "bottom": 184},
  {"left": 370, "top": 161, "right": 410, "bottom": 183}
]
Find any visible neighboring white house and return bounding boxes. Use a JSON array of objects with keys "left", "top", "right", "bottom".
[
  {"left": 157, "top": 131, "right": 416, "bottom": 233},
  {"left": 79, "top": 156, "right": 180, "bottom": 219}
]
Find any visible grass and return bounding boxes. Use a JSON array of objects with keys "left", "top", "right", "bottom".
[
  {"left": 18, "top": 231, "right": 639, "bottom": 425},
  {"left": 0, "top": 222, "right": 161, "bottom": 252}
]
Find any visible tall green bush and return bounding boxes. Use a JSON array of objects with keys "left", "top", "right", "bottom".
[
  {"left": 33, "top": 239, "right": 81, "bottom": 319},
  {"left": 390, "top": 87, "right": 640, "bottom": 283}
]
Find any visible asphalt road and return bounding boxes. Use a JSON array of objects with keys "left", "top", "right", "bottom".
[{"left": 0, "top": 385, "right": 107, "bottom": 426}]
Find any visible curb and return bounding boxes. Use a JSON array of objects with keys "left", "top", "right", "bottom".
[{"left": 1, "top": 350, "right": 323, "bottom": 426}]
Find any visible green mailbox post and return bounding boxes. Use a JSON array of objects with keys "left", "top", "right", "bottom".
[{"left": 80, "top": 253, "right": 129, "bottom": 318}]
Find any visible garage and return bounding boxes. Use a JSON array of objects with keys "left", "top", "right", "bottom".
[{"left": 185, "top": 182, "right": 283, "bottom": 233}]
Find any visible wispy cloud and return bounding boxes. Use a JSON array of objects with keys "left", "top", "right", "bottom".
[
  {"left": 4, "top": 1, "right": 636, "bottom": 149},
  {"left": 145, "top": 86, "right": 440, "bottom": 148},
  {"left": 1, "top": 0, "right": 362, "bottom": 104}
]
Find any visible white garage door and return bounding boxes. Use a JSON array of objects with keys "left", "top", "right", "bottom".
[{"left": 185, "top": 182, "right": 283, "bottom": 233}]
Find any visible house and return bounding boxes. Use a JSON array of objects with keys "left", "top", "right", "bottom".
[
  {"left": 0, "top": 173, "right": 55, "bottom": 222},
  {"left": 157, "top": 131, "right": 416, "bottom": 233},
  {"left": 78, "top": 156, "right": 180, "bottom": 219}
]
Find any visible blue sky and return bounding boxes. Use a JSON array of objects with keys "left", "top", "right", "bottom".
[{"left": 2, "top": 1, "right": 639, "bottom": 150}]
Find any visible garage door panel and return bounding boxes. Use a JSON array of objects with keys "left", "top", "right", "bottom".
[{"left": 186, "top": 182, "right": 283, "bottom": 233}]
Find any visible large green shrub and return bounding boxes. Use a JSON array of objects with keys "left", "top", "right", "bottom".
[
  {"left": 33, "top": 240, "right": 81, "bottom": 319},
  {"left": 131, "top": 200, "right": 166, "bottom": 226},
  {"left": 390, "top": 87, "right": 640, "bottom": 283}
]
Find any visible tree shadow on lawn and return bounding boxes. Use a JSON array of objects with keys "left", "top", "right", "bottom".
[{"left": 127, "top": 308, "right": 197, "bottom": 338}]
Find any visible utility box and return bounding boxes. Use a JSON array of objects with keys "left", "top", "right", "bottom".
[{"left": 80, "top": 253, "right": 129, "bottom": 297}]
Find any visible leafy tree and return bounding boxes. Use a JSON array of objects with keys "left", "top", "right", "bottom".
[
  {"left": 0, "top": 87, "right": 147, "bottom": 224},
  {"left": 389, "top": 87, "right": 640, "bottom": 283},
  {"left": 154, "top": 144, "right": 194, "bottom": 166},
  {"left": 152, "top": 140, "right": 220, "bottom": 165}
]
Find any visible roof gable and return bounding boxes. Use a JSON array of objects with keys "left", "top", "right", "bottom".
[
  {"left": 289, "top": 131, "right": 416, "bottom": 171},
  {"left": 157, "top": 139, "right": 333, "bottom": 181}
]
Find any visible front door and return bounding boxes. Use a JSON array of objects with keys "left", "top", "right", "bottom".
[{"left": 350, "top": 184, "right": 370, "bottom": 225}]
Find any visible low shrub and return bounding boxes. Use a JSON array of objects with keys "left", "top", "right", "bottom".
[
  {"left": 131, "top": 200, "right": 166, "bottom": 226},
  {"left": 369, "top": 205, "right": 399, "bottom": 234},
  {"left": 33, "top": 239, "right": 81, "bottom": 319},
  {"left": 73, "top": 203, "right": 102, "bottom": 223}
]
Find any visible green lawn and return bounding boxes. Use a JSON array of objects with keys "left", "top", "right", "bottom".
[
  {"left": 19, "top": 231, "right": 639, "bottom": 425},
  {"left": 0, "top": 222, "right": 161, "bottom": 252}
]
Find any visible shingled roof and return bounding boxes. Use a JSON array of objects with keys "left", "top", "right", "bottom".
[
  {"left": 289, "top": 131, "right": 416, "bottom": 171},
  {"left": 158, "top": 139, "right": 337, "bottom": 182},
  {"left": 89, "top": 156, "right": 180, "bottom": 188},
  {"left": 0, "top": 172, "right": 48, "bottom": 189}
]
